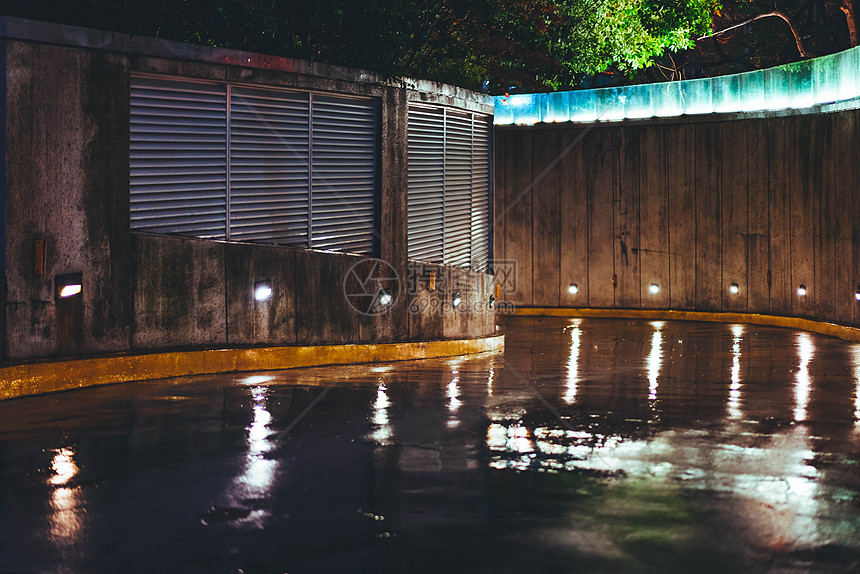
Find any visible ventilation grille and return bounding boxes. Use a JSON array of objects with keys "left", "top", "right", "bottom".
[{"left": 130, "top": 74, "right": 378, "bottom": 256}]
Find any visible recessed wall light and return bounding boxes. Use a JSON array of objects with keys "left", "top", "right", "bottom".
[
  {"left": 254, "top": 281, "right": 273, "bottom": 301},
  {"left": 55, "top": 273, "right": 83, "bottom": 300},
  {"left": 59, "top": 284, "right": 82, "bottom": 298},
  {"left": 452, "top": 291, "right": 461, "bottom": 308},
  {"left": 797, "top": 284, "right": 807, "bottom": 297},
  {"left": 730, "top": 282, "right": 739, "bottom": 294},
  {"left": 378, "top": 289, "right": 393, "bottom": 306},
  {"left": 649, "top": 284, "right": 660, "bottom": 295},
  {"left": 568, "top": 284, "right": 579, "bottom": 295}
]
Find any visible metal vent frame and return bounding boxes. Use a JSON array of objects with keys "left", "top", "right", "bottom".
[
  {"left": 130, "top": 73, "right": 379, "bottom": 256},
  {"left": 406, "top": 102, "right": 492, "bottom": 272}
]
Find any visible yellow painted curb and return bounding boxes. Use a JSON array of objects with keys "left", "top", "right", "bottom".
[
  {"left": 511, "top": 307, "right": 860, "bottom": 342},
  {"left": 0, "top": 335, "right": 505, "bottom": 401}
]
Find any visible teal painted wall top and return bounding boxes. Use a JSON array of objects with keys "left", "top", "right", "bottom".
[{"left": 494, "top": 46, "right": 860, "bottom": 125}]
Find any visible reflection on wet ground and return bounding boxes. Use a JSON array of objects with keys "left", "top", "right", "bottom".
[{"left": 1, "top": 317, "right": 860, "bottom": 573}]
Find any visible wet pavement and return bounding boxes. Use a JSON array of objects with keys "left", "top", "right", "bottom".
[{"left": 1, "top": 316, "right": 860, "bottom": 573}]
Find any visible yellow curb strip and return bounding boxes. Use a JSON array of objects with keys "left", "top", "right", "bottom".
[
  {"left": 0, "top": 335, "right": 505, "bottom": 401},
  {"left": 512, "top": 308, "right": 860, "bottom": 342}
]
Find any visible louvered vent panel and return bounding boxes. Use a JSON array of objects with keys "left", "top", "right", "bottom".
[
  {"left": 229, "top": 86, "right": 310, "bottom": 246},
  {"left": 470, "top": 114, "right": 491, "bottom": 272},
  {"left": 443, "top": 110, "right": 473, "bottom": 269},
  {"left": 310, "top": 95, "right": 377, "bottom": 255},
  {"left": 406, "top": 104, "right": 445, "bottom": 265},
  {"left": 130, "top": 75, "right": 227, "bottom": 238}
]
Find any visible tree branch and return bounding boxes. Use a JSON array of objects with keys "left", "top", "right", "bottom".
[
  {"left": 697, "top": 11, "right": 812, "bottom": 58},
  {"left": 840, "top": 1, "right": 859, "bottom": 47}
]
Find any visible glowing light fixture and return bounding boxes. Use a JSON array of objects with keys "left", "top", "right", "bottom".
[
  {"left": 377, "top": 289, "right": 393, "bottom": 306},
  {"left": 254, "top": 281, "right": 273, "bottom": 302},
  {"left": 452, "top": 291, "right": 461, "bottom": 308},
  {"left": 55, "top": 273, "right": 83, "bottom": 300},
  {"left": 649, "top": 284, "right": 660, "bottom": 295},
  {"left": 730, "top": 282, "right": 739, "bottom": 294},
  {"left": 568, "top": 284, "right": 579, "bottom": 295},
  {"left": 489, "top": 295, "right": 495, "bottom": 309},
  {"left": 59, "top": 284, "right": 81, "bottom": 298},
  {"left": 797, "top": 284, "right": 807, "bottom": 297},
  {"left": 855, "top": 288, "right": 860, "bottom": 301}
]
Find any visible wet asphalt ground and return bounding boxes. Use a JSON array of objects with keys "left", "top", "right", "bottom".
[{"left": 1, "top": 316, "right": 859, "bottom": 573}]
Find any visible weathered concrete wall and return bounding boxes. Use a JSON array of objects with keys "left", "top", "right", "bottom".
[
  {"left": 0, "top": 39, "right": 7, "bottom": 363},
  {"left": 406, "top": 261, "right": 496, "bottom": 342},
  {"left": 2, "top": 24, "right": 494, "bottom": 363},
  {"left": 5, "top": 40, "right": 132, "bottom": 359},
  {"left": 496, "top": 110, "right": 860, "bottom": 325},
  {"left": 132, "top": 234, "right": 226, "bottom": 349},
  {"left": 224, "top": 242, "right": 297, "bottom": 346},
  {"left": 132, "top": 233, "right": 494, "bottom": 351}
]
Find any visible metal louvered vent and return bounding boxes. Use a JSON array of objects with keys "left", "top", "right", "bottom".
[
  {"left": 310, "top": 95, "right": 378, "bottom": 255},
  {"left": 229, "top": 86, "right": 310, "bottom": 247},
  {"left": 130, "top": 75, "right": 379, "bottom": 254},
  {"left": 130, "top": 76, "right": 227, "bottom": 238},
  {"left": 470, "top": 115, "right": 491, "bottom": 272},
  {"left": 407, "top": 103, "right": 492, "bottom": 272},
  {"left": 443, "top": 110, "right": 473, "bottom": 269},
  {"left": 407, "top": 104, "right": 445, "bottom": 264}
]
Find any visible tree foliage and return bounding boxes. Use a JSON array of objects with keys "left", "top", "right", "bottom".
[
  {"left": 648, "top": 0, "right": 860, "bottom": 82},
  {"left": 5, "top": 0, "right": 720, "bottom": 92}
]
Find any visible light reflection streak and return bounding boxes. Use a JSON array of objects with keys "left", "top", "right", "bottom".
[
  {"left": 794, "top": 333, "right": 814, "bottom": 422},
  {"left": 728, "top": 324, "right": 743, "bottom": 420},
  {"left": 448, "top": 373, "right": 461, "bottom": 412},
  {"left": 564, "top": 320, "right": 582, "bottom": 405},
  {"left": 48, "top": 447, "right": 83, "bottom": 544},
  {"left": 485, "top": 421, "right": 824, "bottom": 546},
  {"left": 648, "top": 323, "right": 664, "bottom": 401},
  {"left": 371, "top": 383, "right": 393, "bottom": 444},
  {"left": 446, "top": 368, "right": 462, "bottom": 428},
  {"left": 487, "top": 423, "right": 534, "bottom": 470},
  {"left": 243, "top": 388, "right": 277, "bottom": 492},
  {"left": 227, "top": 386, "right": 279, "bottom": 529}
]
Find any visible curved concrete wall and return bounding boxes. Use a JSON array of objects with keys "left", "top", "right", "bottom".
[
  {"left": 1, "top": 18, "right": 495, "bottom": 363},
  {"left": 495, "top": 108, "right": 860, "bottom": 325}
]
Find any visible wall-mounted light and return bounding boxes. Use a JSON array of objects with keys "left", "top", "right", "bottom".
[
  {"left": 568, "top": 283, "right": 579, "bottom": 295},
  {"left": 855, "top": 287, "right": 860, "bottom": 302},
  {"left": 489, "top": 295, "right": 495, "bottom": 309},
  {"left": 649, "top": 283, "right": 660, "bottom": 295},
  {"left": 377, "top": 288, "right": 393, "bottom": 307},
  {"left": 254, "top": 281, "right": 273, "bottom": 302},
  {"left": 729, "top": 282, "right": 739, "bottom": 294},
  {"left": 55, "top": 273, "right": 83, "bottom": 300},
  {"left": 452, "top": 291, "right": 461, "bottom": 308},
  {"left": 797, "top": 284, "right": 807, "bottom": 297}
]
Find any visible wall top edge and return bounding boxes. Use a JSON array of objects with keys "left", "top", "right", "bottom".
[
  {"left": 495, "top": 45, "right": 860, "bottom": 126},
  {"left": 0, "top": 16, "right": 491, "bottom": 107},
  {"left": 494, "top": 95, "right": 860, "bottom": 128}
]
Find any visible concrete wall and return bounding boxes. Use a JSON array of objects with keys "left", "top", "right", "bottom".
[
  {"left": 2, "top": 21, "right": 495, "bottom": 363},
  {"left": 495, "top": 110, "right": 860, "bottom": 325},
  {"left": 5, "top": 40, "right": 132, "bottom": 359},
  {"left": 131, "top": 234, "right": 493, "bottom": 351}
]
